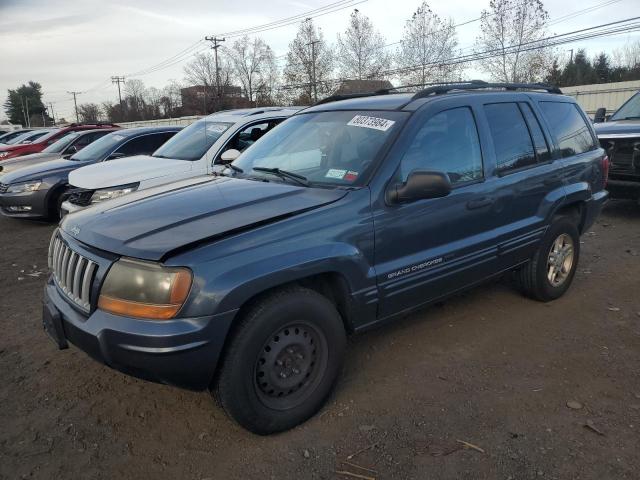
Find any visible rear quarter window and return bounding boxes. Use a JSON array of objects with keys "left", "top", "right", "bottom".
[{"left": 539, "top": 102, "right": 596, "bottom": 157}]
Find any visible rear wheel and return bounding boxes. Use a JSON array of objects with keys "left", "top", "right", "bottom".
[
  {"left": 214, "top": 286, "right": 346, "bottom": 435},
  {"left": 515, "top": 217, "right": 580, "bottom": 302}
]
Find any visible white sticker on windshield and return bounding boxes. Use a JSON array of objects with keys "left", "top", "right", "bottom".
[
  {"left": 347, "top": 115, "right": 395, "bottom": 131},
  {"left": 325, "top": 169, "right": 347, "bottom": 179}
]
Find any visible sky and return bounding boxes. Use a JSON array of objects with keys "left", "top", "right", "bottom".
[{"left": 1, "top": 0, "right": 639, "bottom": 122}]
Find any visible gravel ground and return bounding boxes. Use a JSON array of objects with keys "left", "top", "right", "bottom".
[{"left": 1, "top": 200, "right": 639, "bottom": 480}]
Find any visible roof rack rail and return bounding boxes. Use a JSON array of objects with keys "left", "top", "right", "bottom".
[
  {"left": 410, "top": 81, "right": 562, "bottom": 101},
  {"left": 313, "top": 90, "right": 391, "bottom": 106}
]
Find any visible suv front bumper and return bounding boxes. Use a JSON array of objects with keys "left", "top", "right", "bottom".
[{"left": 43, "top": 277, "right": 237, "bottom": 391}]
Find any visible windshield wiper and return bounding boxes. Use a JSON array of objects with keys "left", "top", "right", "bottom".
[
  {"left": 226, "top": 163, "right": 244, "bottom": 173},
  {"left": 253, "top": 167, "right": 309, "bottom": 186}
]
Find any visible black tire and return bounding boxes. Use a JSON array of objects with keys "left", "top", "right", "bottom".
[
  {"left": 515, "top": 217, "right": 580, "bottom": 302},
  {"left": 50, "top": 189, "right": 68, "bottom": 222},
  {"left": 214, "top": 286, "right": 346, "bottom": 435}
]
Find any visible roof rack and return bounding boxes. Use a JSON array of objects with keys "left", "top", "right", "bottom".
[
  {"left": 313, "top": 90, "right": 391, "bottom": 106},
  {"left": 410, "top": 81, "right": 562, "bottom": 100}
]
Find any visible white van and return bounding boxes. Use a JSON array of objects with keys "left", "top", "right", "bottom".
[{"left": 62, "top": 107, "right": 301, "bottom": 213}]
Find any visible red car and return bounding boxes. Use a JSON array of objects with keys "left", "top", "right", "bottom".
[{"left": 0, "top": 123, "right": 119, "bottom": 161}]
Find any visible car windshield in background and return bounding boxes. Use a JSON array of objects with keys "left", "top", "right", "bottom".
[
  {"left": 69, "top": 132, "right": 125, "bottom": 161},
  {"left": 232, "top": 110, "right": 407, "bottom": 187},
  {"left": 152, "top": 120, "right": 232, "bottom": 161},
  {"left": 42, "top": 132, "right": 81, "bottom": 153},
  {"left": 7, "top": 130, "right": 48, "bottom": 145},
  {"left": 610, "top": 92, "right": 640, "bottom": 121}
]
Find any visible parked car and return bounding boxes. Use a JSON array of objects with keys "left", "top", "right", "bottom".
[
  {"left": 0, "top": 129, "right": 118, "bottom": 177},
  {"left": 0, "top": 123, "right": 119, "bottom": 161},
  {"left": 593, "top": 90, "right": 640, "bottom": 201},
  {"left": 0, "top": 129, "right": 34, "bottom": 144},
  {"left": 0, "top": 126, "right": 180, "bottom": 219},
  {"left": 61, "top": 107, "right": 301, "bottom": 214},
  {"left": 1, "top": 129, "right": 54, "bottom": 148},
  {"left": 43, "top": 82, "right": 608, "bottom": 434}
]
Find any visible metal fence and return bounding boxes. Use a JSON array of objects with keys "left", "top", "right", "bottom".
[
  {"left": 117, "top": 115, "right": 203, "bottom": 128},
  {"left": 563, "top": 80, "right": 640, "bottom": 116}
]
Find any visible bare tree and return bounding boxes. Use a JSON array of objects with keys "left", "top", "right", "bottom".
[
  {"left": 474, "top": 0, "right": 551, "bottom": 82},
  {"left": 77, "top": 103, "right": 102, "bottom": 123},
  {"left": 336, "top": 9, "right": 390, "bottom": 80},
  {"left": 283, "top": 19, "right": 334, "bottom": 104},
  {"left": 145, "top": 86, "right": 163, "bottom": 118},
  {"left": 160, "top": 80, "right": 183, "bottom": 117},
  {"left": 124, "top": 79, "right": 147, "bottom": 119},
  {"left": 612, "top": 39, "right": 640, "bottom": 70},
  {"left": 183, "top": 51, "right": 234, "bottom": 111},
  {"left": 395, "top": 2, "right": 460, "bottom": 85},
  {"left": 229, "top": 36, "right": 276, "bottom": 103}
]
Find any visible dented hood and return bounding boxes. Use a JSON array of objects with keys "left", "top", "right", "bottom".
[{"left": 60, "top": 176, "right": 348, "bottom": 261}]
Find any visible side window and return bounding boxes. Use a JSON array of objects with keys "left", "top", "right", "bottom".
[
  {"left": 484, "top": 103, "right": 536, "bottom": 174},
  {"left": 115, "top": 132, "right": 176, "bottom": 157},
  {"left": 400, "top": 107, "right": 483, "bottom": 185},
  {"left": 519, "top": 103, "right": 550, "bottom": 163},
  {"left": 74, "top": 132, "right": 104, "bottom": 148},
  {"left": 223, "top": 120, "right": 282, "bottom": 155},
  {"left": 539, "top": 102, "right": 596, "bottom": 157}
]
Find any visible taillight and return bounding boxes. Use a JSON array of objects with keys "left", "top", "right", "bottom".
[{"left": 601, "top": 155, "right": 609, "bottom": 188}]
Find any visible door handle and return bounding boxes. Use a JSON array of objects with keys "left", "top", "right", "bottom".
[{"left": 466, "top": 197, "right": 494, "bottom": 210}]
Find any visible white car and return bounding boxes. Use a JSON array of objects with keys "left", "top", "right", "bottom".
[{"left": 62, "top": 107, "right": 301, "bottom": 214}]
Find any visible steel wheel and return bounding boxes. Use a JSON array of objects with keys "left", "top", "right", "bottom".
[
  {"left": 254, "top": 322, "right": 328, "bottom": 411},
  {"left": 547, "top": 233, "right": 574, "bottom": 287}
]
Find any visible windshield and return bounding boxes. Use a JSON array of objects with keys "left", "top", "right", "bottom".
[
  {"left": 232, "top": 110, "right": 407, "bottom": 187},
  {"left": 69, "top": 132, "right": 125, "bottom": 161},
  {"left": 43, "top": 132, "right": 80, "bottom": 153},
  {"left": 7, "top": 130, "right": 49, "bottom": 145},
  {"left": 611, "top": 92, "right": 640, "bottom": 120},
  {"left": 152, "top": 120, "right": 232, "bottom": 161}
]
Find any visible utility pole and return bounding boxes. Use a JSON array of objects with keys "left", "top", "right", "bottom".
[
  {"left": 111, "top": 76, "right": 125, "bottom": 119},
  {"left": 569, "top": 49, "right": 574, "bottom": 63},
  {"left": 20, "top": 96, "right": 28, "bottom": 127},
  {"left": 67, "top": 91, "right": 81, "bottom": 123},
  {"left": 25, "top": 97, "right": 30, "bottom": 127},
  {"left": 48, "top": 103, "right": 56, "bottom": 126},
  {"left": 204, "top": 36, "right": 225, "bottom": 109},
  {"left": 307, "top": 40, "right": 320, "bottom": 103}
]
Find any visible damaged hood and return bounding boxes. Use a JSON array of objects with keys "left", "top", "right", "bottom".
[{"left": 60, "top": 176, "right": 348, "bottom": 261}]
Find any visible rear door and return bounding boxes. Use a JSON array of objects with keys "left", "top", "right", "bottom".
[
  {"left": 478, "top": 97, "right": 562, "bottom": 269},
  {"left": 373, "top": 98, "right": 500, "bottom": 318}
]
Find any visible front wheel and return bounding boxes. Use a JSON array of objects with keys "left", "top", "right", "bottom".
[
  {"left": 214, "top": 286, "right": 346, "bottom": 434},
  {"left": 515, "top": 217, "right": 580, "bottom": 302}
]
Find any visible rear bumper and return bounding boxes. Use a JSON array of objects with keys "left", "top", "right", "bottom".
[
  {"left": 606, "top": 178, "right": 640, "bottom": 200},
  {"left": 43, "top": 277, "right": 237, "bottom": 391},
  {"left": 582, "top": 189, "right": 609, "bottom": 232},
  {"left": 0, "top": 189, "right": 49, "bottom": 218}
]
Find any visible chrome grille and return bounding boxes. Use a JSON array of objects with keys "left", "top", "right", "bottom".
[
  {"left": 0, "top": 183, "right": 8, "bottom": 194},
  {"left": 48, "top": 230, "right": 97, "bottom": 312}
]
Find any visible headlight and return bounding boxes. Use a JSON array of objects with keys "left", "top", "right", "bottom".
[
  {"left": 6, "top": 180, "right": 42, "bottom": 193},
  {"left": 90, "top": 182, "right": 139, "bottom": 204},
  {"left": 98, "top": 258, "right": 192, "bottom": 320}
]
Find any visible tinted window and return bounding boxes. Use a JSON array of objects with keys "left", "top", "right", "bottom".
[
  {"left": 228, "top": 121, "right": 281, "bottom": 151},
  {"left": 610, "top": 91, "right": 640, "bottom": 121},
  {"left": 485, "top": 103, "right": 536, "bottom": 173},
  {"left": 539, "top": 102, "right": 596, "bottom": 157},
  {"left": 520, "top": 103, "right": 550, "bottom": 163},
  {"left": 115, "top": 132, "right": 177, "bottom": 156},
  {"left": 401, "top": 107, "right": 483, "bottom": 185},
  {"left": 42, "top": 132, "right": 81, "bottom": 153}
]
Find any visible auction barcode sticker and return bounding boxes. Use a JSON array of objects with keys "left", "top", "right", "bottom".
[{"left": 347, "top": 115, "right": 395, "bottom": 132}]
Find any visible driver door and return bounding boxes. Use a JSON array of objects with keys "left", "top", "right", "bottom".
[{"left": 373, "top": 104, "right": 499, "bottom": 318}]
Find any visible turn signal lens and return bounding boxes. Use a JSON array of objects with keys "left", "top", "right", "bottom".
[{"left": 98, "top": 258, "right": 192, "bottom": 320}]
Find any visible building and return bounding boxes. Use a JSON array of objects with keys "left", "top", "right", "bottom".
[
  {"left": 180, "top": 85, "right": 249, "bottom": 115},
  {"left": 562, "top": 80, "right": 640, "bottom": 116},
  {"left": 332, "top": 79, "right": 394, "bottom": 95}
]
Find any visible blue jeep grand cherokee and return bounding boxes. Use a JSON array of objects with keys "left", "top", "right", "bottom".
[{"left": 43, "top": 82, "right": 608, "bottom": 434}]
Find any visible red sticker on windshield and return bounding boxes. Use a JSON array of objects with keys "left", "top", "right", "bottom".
[{"left": 344, "top": 171, "right": 359, "bottom": 182}]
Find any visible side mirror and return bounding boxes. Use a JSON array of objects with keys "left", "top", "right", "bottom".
[
  {"left": 594, "top": 107, "right": 607, "bottom": 123},
  {"left": 219, "top": 149, "right": 241, "bottom": 164},
  {"left": 387, "top": 170, "right": 452, "bottom": 204},
  {"left": 107, "top": 152, "right": 126, "bottom": 160},
  {"left": 66, "top": 145, "right": 78, "bottom": 155}
]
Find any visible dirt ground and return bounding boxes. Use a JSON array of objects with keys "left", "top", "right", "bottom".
[{"left": 1, "top": 200, "right": 639, "bottom": 480}]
